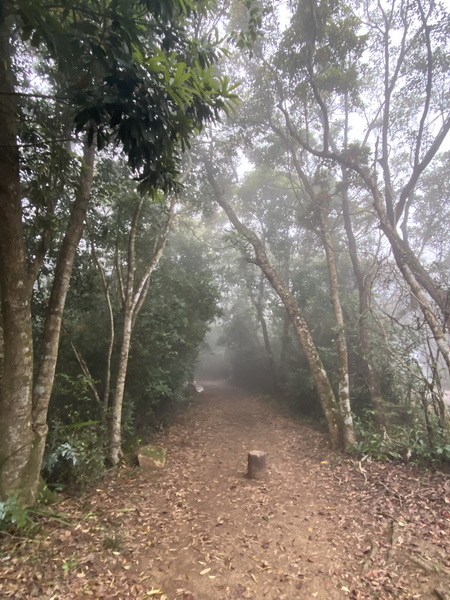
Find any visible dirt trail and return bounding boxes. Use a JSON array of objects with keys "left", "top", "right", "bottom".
[{"left": 1, "top": 382, "right": 450, "bottom": 599}]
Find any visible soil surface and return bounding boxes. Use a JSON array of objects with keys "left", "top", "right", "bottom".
[{"left": 1, "top": 381, "right": 450, "bottom": 599}]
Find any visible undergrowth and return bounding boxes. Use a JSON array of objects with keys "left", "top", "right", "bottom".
[
  {"left": 350, "top": 413, "right": 450, "bottom": 465},
  {"left": 42, "top": 415, "right": 106, "bottom": 493},
  {"left": 0, "top": 484, "right": 69, "bottom": 535}
]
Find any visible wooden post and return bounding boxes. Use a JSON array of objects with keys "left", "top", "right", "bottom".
[{"left": 247, "top": 450, "right": 267, "bottom": 480}]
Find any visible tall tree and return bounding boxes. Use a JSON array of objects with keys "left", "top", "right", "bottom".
[
  {"left": 277, "top": 0, "right": 450, "bottom": 376},
  {"left": 109, "top": 194, "right": 175, "bottom": 464},
  {"left": 0, "top": 0, "right": 237, "bottom": 504}
]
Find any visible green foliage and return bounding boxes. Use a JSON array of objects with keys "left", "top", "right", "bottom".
[
  {"left": 13, "top": 0, "right": 239, "bottom": 194},
  {"left": 277, "top": 0, "right": 367, "bottom": 100},
  {"left": 0, "top": 481, "right": 69, "bottom": 532},
  {"left": 53, "top": 213, "right": 220, "bottom": 445},
  {"left": 42, "top": 416, "right": 106, "bottom": 491},
  {"left": 350, "top": 413, "right": 450, "bottom": 464},
  {"left": 229, "top": 0, "right": 272, "bottom": 55},
  {"left": 127, "top": 233, "right": 220, "bottom": 422},
  {"left": 0, "top": 494, "right": 38, "bottom": 532},
  {"left": 51, "top": 373, "right": 101, "bottom": 422}
]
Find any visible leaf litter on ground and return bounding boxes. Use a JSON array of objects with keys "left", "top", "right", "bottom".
[{"left": 1, "top": 381, "right": 449, "bottom": 599}]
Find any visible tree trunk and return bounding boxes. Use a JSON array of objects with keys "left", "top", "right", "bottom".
[
  {"left": 400, "top": 263, "right": 450, "bottom": 373},
  {"left": 339, "top": 165, "right": 450, "bottom": 379},
  {"left": 420, "top": 392, "right": 435, "bottom": 450},
  {"left": 109, "top": 303, "right": 133, "bottom": 465},
  {"left": 204, "top": 161, "right": 344, "bottom": 449},
  {"left": 0, "top": 6, "right": 96, "bottom": 503},
  {"left": 340, "top": 174, "right": 386, "bottom": 427},
  {"left": 278, "top": 314, "right": 291, "bottom": 388},
  {"left": 108, "top": 198, "right": 142, "bottom": 465},
  {"left": 277, "top": 135, "right": 355, "bottom": 445},
  {"left": 102, "top": 288, "right": 115, "bottom": 413},
  {"left": 0, "top": 8, "right": 36, "bottom": 504},
  {"left": 318, "top": 200, "right": 355, "bottom": 447},
  {"left": 377, "top": 209, "right": 450, "bottom": 324},
  {"left": 108, "top": 199, "right": 175, "bottom": 464},
  {"left": 87, "top": 227, "right": 115, "bottom": 415},
  {"left": 278, "top": 250, "right": 292, "bottom": 388},
  {"left": 358, "top": 286, "right": 387, "bottom": 424},
  {"left": 247, "top": 275, "right": 278, "bottom": 390},
  {"left": 370, "top": 188, "right": 450, "bottom": 372},
  {"left": 278, "top": 101, "right": 450, "bottom": 346},
  {"left": 0, "top": 310, "right": 3, "bottom": 383},
  {"left": 31, "top": 142, "right": 96, "bottom": 480},
  {"left": 258, "top": 307, "right": 278, "bottom": 390}
]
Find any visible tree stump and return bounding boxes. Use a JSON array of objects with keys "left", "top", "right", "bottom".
[{"left": 247, "top": 450, "right": 267, "bottom": 480}]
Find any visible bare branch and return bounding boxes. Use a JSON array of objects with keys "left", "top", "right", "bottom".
[{"left": 131, "top": 196, "right": 176, "bottom": 322}]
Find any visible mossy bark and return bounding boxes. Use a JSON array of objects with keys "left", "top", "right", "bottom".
[{"left": 318, "top": 199, "right": 355, "bottom": 448}]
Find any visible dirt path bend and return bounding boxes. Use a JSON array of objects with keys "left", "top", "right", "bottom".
[{"left": 1, "top": 382, "right": 450, "bottom": 600}]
